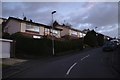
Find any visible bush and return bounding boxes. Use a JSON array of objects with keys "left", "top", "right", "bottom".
[
  {"left": 84, "top": 30, "right": 97, "bottom": 47},
  {"left": 2, "top": 32, "right": 10, "bottom": 39},
  {"left": 97, "top": 34, "right": 104, "bottom": 46}
]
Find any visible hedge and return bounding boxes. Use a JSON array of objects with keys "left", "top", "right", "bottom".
[{"left": 10, "top": 32, "right": 83, "bottom": 57}]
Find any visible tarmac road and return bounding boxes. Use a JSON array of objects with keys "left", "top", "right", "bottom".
[{"left": 3, "top": 47, "right": 119, "bottom": 79}]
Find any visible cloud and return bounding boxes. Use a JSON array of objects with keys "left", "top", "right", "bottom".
[
  {"left": 84, "top": 2, "right": 117, "bottom": 26},
  {"left": 65, "top": 2, "right": 118, "bottom": 38},
  {"left": 2, "top": 2, "right": 25, "bottom": 17},
  {"left": 2, "top": 2, "right": 118, "bottom": 38},
  {"left": 69, "top": 2, "right": 118, "bottom": 26},
  {"left": 2, "top": 0, "right": 119, "bottom": 2},
  {"left": 97, "top": 24, "right": 118, "bottom": 38}
]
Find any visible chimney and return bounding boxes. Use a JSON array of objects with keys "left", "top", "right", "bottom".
[
  {"left": 30, "top": 19, "right": 32, "bottom": 22},
  {"left": 23, "top": 17, "right": 27, "bottom": 21}
]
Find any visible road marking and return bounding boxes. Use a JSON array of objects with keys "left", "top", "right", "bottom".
[
  {"left": 66, "top": 62, "right": 77, "bottom": 75},
  {"left": 66, "top": 54, "right": 90, "bottom": 76},
  {"left": 81, "top": 54, "right": 90, "bottom": 61}
]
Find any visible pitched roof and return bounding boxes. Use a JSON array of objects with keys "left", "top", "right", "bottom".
[
  {"left": 0, "top": 17, "right": 7, "bottom": 20},
  {"left": 6, "top": 17, "right": 62, "bottom": 31},
  {"left": 53, "top": 21, "right": 60, "bottom": 26},
  {"left": 53, "top": 21, "right": 86, "bottom": 33}
]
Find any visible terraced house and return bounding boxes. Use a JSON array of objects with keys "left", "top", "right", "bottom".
[
  {"left": 0, "top": 18, "right": 7, "bottom": 25},
  {"left": 3, "top": 17, "right": 86, "bottom": 40},
  {"left": 4, "top": 17, "right": 62, "bottom": 39},
  {"left": 53, "top": 21, "right": 86, "bottom": 39},
  {"left": 0, "top": 18, "right": 7, "bottom": 36}
]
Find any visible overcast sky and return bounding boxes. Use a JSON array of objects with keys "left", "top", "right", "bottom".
[{"left": 2, "top": 2, "right": 118, "bottom": 38}]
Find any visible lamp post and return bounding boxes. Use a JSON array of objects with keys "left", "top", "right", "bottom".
[{"left": 51, "top": 11, "right": 56, "bottom": 56}]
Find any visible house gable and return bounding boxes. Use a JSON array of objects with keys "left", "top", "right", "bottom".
[{"left": 4, "top": 19, "right": 21, "bottom": 35}]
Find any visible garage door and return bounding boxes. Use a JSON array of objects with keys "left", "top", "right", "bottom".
[{"left": 0, "top": 39, "right": 13, "bottom": 58}]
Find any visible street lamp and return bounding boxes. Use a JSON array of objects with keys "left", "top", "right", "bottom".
[{"left": 51, "top": 11, "right": 56, "bottom": 56}]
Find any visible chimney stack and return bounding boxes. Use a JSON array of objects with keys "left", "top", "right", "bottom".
[{"left": 23, "top": 17, "right": 27, "bottom": 21}]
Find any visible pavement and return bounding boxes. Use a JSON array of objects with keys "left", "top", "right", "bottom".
[
  {"left": 102, "top": 47, "right": 120, "bottom": 75},
  {"left": 1, "top": 58, "right": 28, "bottom": 79},
  {"left": 1, "top": 47, "right": 120, "bottom": 79},
  {"left": 2, "top": 58, "right": 27, "bottom": 66}
]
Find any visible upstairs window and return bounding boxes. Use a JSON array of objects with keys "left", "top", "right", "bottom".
[
  {"left": 26, "top": 24, "right": 39, "bottom": 32},
  {"left": 52, "top": 29, "right": 58, "bottom": 35},
  {"left": 70, "top": 30, "right": 77, "bottom": 35},
  {"left": 51, "top": 29, "right": 59, "bottom": 37},
  {"left": 79, "top": 32, "right": 83, "bottom": 37}
]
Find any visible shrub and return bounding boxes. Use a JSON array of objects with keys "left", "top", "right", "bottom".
[
  {"left": 10, "top": 32, "right": 83, "bottom": 57},
  {"left": 84, "top": 30, "right": 97, "bottom": 47},
  {"left": 2, "top": 32, "right": 10, "bottom": 39}
]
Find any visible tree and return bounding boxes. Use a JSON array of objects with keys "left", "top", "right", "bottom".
[
  {"left": 97, "top": 34, "right": 104, "bottom": 46},
  {"left": 84, "top": 30, "right": 98, "bottom": 47}
]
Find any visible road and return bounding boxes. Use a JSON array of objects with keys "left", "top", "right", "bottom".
[{"left": 3, "top": 47, "right": 119, "bottom": 79}]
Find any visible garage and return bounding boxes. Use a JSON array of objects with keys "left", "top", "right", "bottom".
[{"left": 0, "top": 39, "right": 14, "bottom": 58}]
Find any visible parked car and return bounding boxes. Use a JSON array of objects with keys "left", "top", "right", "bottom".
[
  {"left": 111, "top": 39, "right": 120, "bottom": 47},
  {"left": 102, "top": 41, "right": 117, "bottom": 51}
]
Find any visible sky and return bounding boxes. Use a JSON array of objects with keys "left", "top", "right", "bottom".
[{"left": 1, "top": 2, "right": 119, "bottom": 38}]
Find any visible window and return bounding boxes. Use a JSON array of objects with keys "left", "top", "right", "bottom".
[
  {"left": 71, "top": 30, "right": 77, "bottom": 35},
  {"left": 45, "top": 28, "right": 50, "bottom": 35},
  {"left": 83, "top": 33, "right": 86, "bottom": 37},
  {"left": 79, "top": 32, "right": 83, "bottom": 37},
  {"left": 51, "top": 29, "right": 59, "bottom": 37},
  {"left": 33, "top": 35, "right": 41, "bottom": 39},
  {"left": 26, "top": 24, "right": 39, "bottom": 32},
  {"left": 52, "top": 30, "right": 58, "bottom": 34}
]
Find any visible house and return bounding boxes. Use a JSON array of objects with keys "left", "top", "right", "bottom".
[
  {"left": 4, "top": 17, "right": 62, "bottom": 39},
  {"left": 0, "top": 18, "right": 7, "bottom": 37},
  {"left": 3, "top": 17, "right": 86, "bottom": 40},
  {"left": 82, "top": 29, "right": 90, "bottom": 34},
  {"left": 53, "top": 21, "right": 86, "bottom": 39},
  {"left": 0, "top": 17, "right": 7, "bottom": 31},
  {"left": 104, "top": 35, "right": 112, "bottom": 41},
  {"left": 0, "top": 17, "right": 7, "bottom": 25},
  {"left": 0, "top": 17, "right": 7, "bottom": 30}
]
